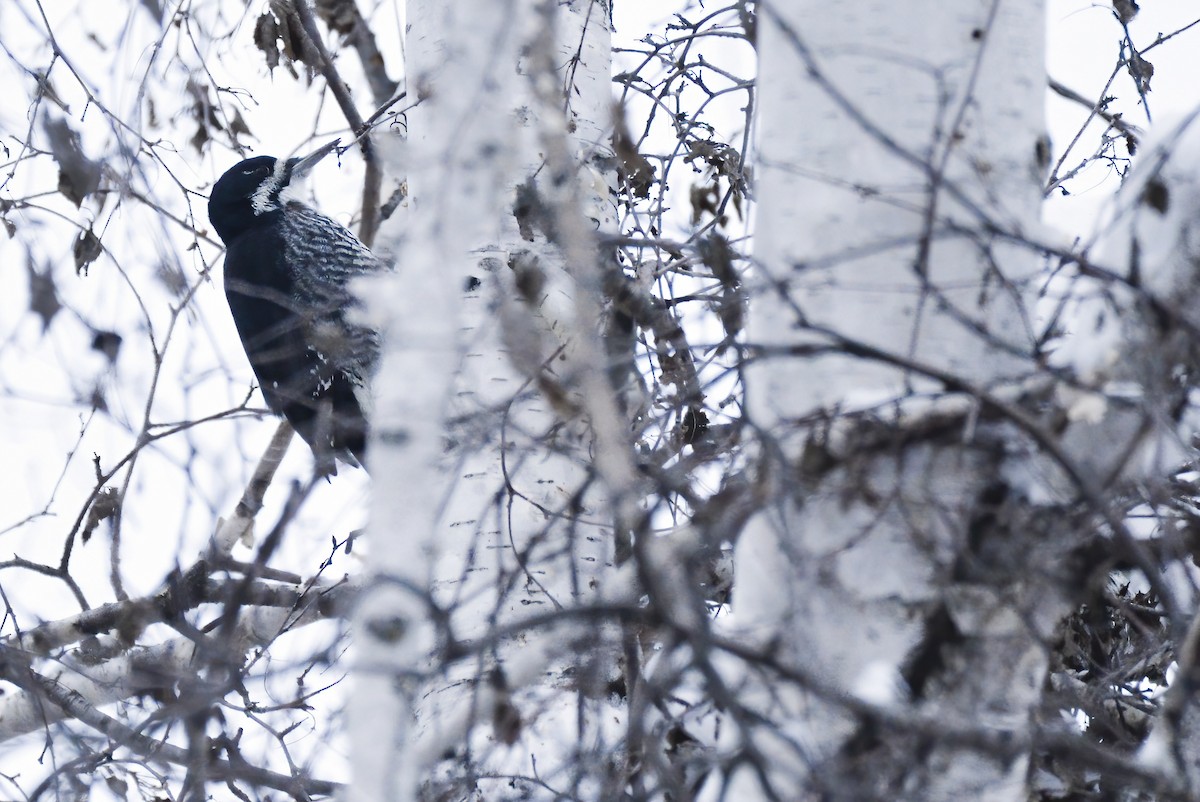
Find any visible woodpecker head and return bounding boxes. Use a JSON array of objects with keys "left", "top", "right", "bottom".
[{"left": 208, "top": 138, "right": 340, "bottom": 244}]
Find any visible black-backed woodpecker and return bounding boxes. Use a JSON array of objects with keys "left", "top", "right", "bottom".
[{"left": 208, "top": 140, "right": 386, "bottom": 473}]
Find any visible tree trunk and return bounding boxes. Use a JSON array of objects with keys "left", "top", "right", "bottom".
[
  {"left": 725, "top": 1, "right": 1053, "bottom": 798},
  {"left": 351, "top": 1, "right": 619, "bottom": 799}
]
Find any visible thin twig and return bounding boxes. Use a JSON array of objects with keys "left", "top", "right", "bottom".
[
  {"left": 1049, "top": 77, "right": 1142, "bottom": 142},
  {"left": 291, "top": 0, "right": 382, "bottom": 246},
  {"left": 4, "top": 654, "right": 340, "bottom": 798}
]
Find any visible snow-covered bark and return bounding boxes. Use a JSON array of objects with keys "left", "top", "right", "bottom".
[
  {"left": 723, "top": 1, "right": 1053, "bottom": 798},
  {"left": 351, "top": 1, "right": 621, "bottom": 799}
]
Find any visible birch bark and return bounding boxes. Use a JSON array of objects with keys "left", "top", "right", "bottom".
[
  {"left": 351, "top": 1, "right": 620, "bottom": 798},
  {"left": 725, "top": 2, "right": 1052, "bottom": 798}
]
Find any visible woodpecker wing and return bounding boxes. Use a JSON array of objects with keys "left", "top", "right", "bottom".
[
  {"left": 280, "top": 203, "right": 388, "bottom": 468},
  {"left": 224, "top": 202, "right": 389, "bottom": 471}
]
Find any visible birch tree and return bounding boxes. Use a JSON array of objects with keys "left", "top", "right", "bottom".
[
  {"left": 718, "top": 0, "right": 1199, "bottom": 799},
  {"left": 731, "top": 0, "right": 1057, "bottom": 797},
  {"left": 352, "top": 0, "right": 631, "bottom": 797}
]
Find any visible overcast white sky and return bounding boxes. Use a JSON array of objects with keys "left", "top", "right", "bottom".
[{"left": 1044, "top": 1, "right": 1200, "bottom": 233}]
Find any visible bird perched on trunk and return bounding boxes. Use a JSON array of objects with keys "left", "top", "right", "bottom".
[{"left": 208, "top": 140, "right": 385, "bottom": 473}]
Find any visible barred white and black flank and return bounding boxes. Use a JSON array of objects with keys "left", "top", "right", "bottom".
[{"left": 208, "top": 141, "right": 386, "bottom": 473}]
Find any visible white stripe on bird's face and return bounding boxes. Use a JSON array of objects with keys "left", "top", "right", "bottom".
[{"left": 250, "top": 158, "right": 289, "bottom": 216}]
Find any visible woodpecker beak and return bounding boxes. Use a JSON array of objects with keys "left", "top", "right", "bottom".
[{"left": 288, "top": 138, "right": 341, "bottom": 179}]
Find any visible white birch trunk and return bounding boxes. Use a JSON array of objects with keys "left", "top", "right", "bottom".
[
  {"left": 723, "top": 1, "right": 1051, "bottom": 798},
  {"left": 351, "top": 1, "right": 618, "bottom": 799}
]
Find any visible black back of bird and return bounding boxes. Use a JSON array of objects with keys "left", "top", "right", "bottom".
[{"left": 208, "top": 154, "right": 387, "bottom": 473}]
